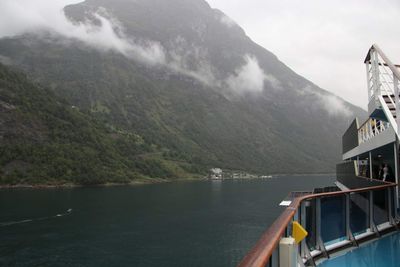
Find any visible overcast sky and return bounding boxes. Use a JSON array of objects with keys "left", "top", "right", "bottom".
[
  {"left": 207, "top": 0, "right": 400, "bottom": 109},
  {"left": 1, "top": 0, "right": 400, "bottom": 109}
]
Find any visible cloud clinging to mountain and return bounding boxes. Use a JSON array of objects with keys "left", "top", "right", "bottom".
[
  {"left": 226, "top": 55, "right": 266, "bottom": 94},
  {"left": 0, "top": 0, "right": 276, "bottom": 95},
  {"left": 0, "top": 0, "right": 166, "bottom": 65}
]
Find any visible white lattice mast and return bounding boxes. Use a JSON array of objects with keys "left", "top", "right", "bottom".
[{"left": 365, "top": 44, "right": 400, "bottom": 136}]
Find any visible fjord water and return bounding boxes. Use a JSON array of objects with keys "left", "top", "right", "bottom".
[{"left": 0, "top": 175, "right": 335, "bottom": 267}]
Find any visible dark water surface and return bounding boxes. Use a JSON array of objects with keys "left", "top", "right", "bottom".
[{"left": 0, "top": 175, "right": 335, "bottom": 267}]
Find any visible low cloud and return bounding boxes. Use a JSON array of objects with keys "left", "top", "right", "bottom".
[
  {"left": 226, "top": 55, "right": 266, "bottom": 94},
  {"left": 301, "top": 85, "right": 352, "bottom": 117},
  {"left": 321, "top": 94, "right": 352, "bottom": 117},
  {"left": 0, "top": 0, "right": 218, "bottom": 83},
  {"left": 0, "top": 0, "right": 166, "bottom": 66},
  {"left": 219, "top": 14, "right": 237, "bottom": 28},
  {"left": 264, "top": 73, "right": 281, "bottom": 89},
  {"left": 0, "top": 55, "right": 13, "bottom": 65},
  {"left": 167, "top": 36, "right": 217, "bottom": 86},
  {"left": 213, "top": 9, "right": 237, "bottom": 28},
  {"left": 0, "top": 1, "right": 274, "bottom": 95}
]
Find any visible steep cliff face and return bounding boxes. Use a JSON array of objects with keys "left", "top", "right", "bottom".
[{"left": 0, "top": 0, "right": 366, "bottom": 178}]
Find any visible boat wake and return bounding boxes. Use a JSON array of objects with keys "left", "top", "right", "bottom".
[{"left": 0, "top": 209, "right": 72, "bottom": 227}]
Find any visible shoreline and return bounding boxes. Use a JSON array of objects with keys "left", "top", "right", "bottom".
[
  {"left": 0, "top": 173, "right": 335, "bottom": 190},
  {"left": 0, "top": 177, "right": 207, "bottom": 190}
]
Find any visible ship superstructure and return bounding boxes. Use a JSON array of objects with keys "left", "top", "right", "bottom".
[{"left": 238, "top": 45, "right": 400, "bottom": 267}]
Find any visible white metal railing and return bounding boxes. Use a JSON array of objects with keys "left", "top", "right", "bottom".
[
  {"left": 365, "top": 44, "right": 400, "bottom": 137},
  {"left": 358, "top": 118, "right": 390, "bottom": 144}
]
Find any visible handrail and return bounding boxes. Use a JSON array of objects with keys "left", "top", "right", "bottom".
[
  {"left": 356, "top": 175, "right": 394, "bottom": 185},
  {"left": 238, "top": 180, "right": 397, "bottom": 267},
  {"left": 357, "top": 117, "right": 387, "bottom": 132},
  {"left": 357, "top": 116, "right": 390, "bottom": 145}
]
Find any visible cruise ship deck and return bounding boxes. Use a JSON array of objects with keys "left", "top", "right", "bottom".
[
  {"left": 238, "top": 44, "right": 400, "bottom": 267},
  {"left": 320, "top": 231, "right": 400, "bottom": 267}
]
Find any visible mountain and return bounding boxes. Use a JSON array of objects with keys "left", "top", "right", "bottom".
[
  {"left": 0, "top": 63, "right": 203, "bottom": 185},
  {"left": 0, "top": 0, "right": 366, "bottom": 184}
]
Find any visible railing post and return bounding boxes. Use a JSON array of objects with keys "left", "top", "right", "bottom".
[
  {"left": 345, "top": 193, "right": 350, "bottom": 236},
  {"left": 369, "top": 191, "right": 374, "bottom": 229},
  {"left": 394, "top": 75, "right": 400, "bottom": 134},
  {"left": 371, "top": 119, "right": 374, "bottom": 136},
  {"left": 271, "top": 247, "right": 279, "bottom": 267},
  {"left": 299, "top": 200, "right": 316, "bottom": 267},
  {"left": 394, "top": 141, "right": 399, "bottom": 214},
  {"left": 300, "top": 202, "right": 306, "bottom": 259},
  {"left": 387, "top": 187, "right": 395, "bottom": 226},
  {"left": 345, "top": 193, "right": 357, "bottom": 246},
  {"left": 369, "top": 151, "right": 373, "bottom": 179},
  {"left": 315, "top": 198, "right": 328, "bottom": 258},
  {"left": 316, "top": 198, "right": 321, "bottom": 244},
  {"left": 369, "top": 191, "right": 380, "bottom": 236}
]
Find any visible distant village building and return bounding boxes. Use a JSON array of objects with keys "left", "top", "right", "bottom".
[
  {"left": 209, "top": 168, "right": 223, "bottom": 179},
  {"left": 232, "top": 172, "right": 240, "bottom": 179}
]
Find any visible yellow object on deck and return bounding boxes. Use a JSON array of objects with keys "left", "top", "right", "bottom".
[{"left": 292, "top": 221, "right": 308, "bottom": 244}]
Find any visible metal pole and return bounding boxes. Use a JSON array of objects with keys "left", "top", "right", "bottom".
[
  {"left": 387, "top": 187, "right": 395, "bottom": 225},
  {"left": 316, "top": 198, "right": 321, "bottom": 245},
  {"left": 394, "top": 141, "right": 399, "bottom": 213},
  {"left": 369, "top": 191, "right": 380, "bottom": 236},
  {"left": 394, "top": 75, "right": 400, "bottom": 134},
  {"left": 369, "top": 191, "right": 374, "bottom": 229},
  {"left": 366, "top": 63, "right": 372, "bottom": 100},
  {"left": 369, "top": 151, "right": 373, "bottom": 179},
  {"left": 315, "top": 198, "right": 328, "bottom": 258},
  {"left": 271, "top": 246, "right": 279, "bottom": 267},
  {"left": 345, "top": 194, "right": 350, "bottom": 237},
  {"left": 300, "top": 202, "right": 306, "bottom": 259},
  {"left": 345, "top": 194, "right": 357, "bottom": 246},
  {"left": 373, "top": 50, "right": 381, "bottom": 98}
]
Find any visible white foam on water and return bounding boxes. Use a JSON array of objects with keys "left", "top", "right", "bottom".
[{"left": 0, "top": 209, "right": 72, "bottom": 227}]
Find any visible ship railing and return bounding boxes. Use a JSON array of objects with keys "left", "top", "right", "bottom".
[
  {"left": 357, "top": 117, "right": 389, "bottom": 144},
  {"left": 238, "top": 179, "right": 398, "bottom": 267}
]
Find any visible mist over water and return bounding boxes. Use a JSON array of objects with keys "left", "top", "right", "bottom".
[{"left": 0, "top": 175, "right": 335, "bottom": 266}]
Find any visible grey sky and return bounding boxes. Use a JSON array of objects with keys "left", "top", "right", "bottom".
[
  {"left": 1, "top": 0, "right": 399, "bottom": 109},
  {"left": 207, "top": 0, "right": 400, "bottom": 109}
]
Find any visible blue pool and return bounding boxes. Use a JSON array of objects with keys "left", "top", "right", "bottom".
[{"left": 319, "top": 232, "right": 400, "bottom": 267}]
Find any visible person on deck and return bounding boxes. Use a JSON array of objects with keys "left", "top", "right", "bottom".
[
  {"left": 378, "top": 164, "right": 384, "bottom": 180},
  {"left": 382, "top": 163, "right": 389, "bottom": 181}
]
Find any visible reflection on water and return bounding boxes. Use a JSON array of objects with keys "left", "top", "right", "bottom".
[
  {"left": 0, "top": 209, "right": 72, "bottom": 227},
  {"left": 211, "top": 179, "right": 222, "bottom": 192},
  {"left": 0, "top": 175, "right": 335, "bottom": 267}
]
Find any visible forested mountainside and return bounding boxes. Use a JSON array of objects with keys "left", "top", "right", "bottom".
[
  {"left": 0, "top": 0, "right": 366, "bottom": 184},
  {"left": 0, "top": 64, "right": 203, "bottom": 185}
]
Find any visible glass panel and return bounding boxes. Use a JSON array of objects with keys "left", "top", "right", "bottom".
[
  {"left": 305, "top": 200, "right": 316, "bottom": 250},
  {"left": 321, "top": 196, "right": 346, "bottom": 245},
  {"left": 350, "top": 192, "right": 369, "bottom": 235},
  {"left": 390, "top": 188, "right": 396, "bottom": 220},
  {"left": 267, "top": 247, "right": 279, "bottom": 267},
  {"left": 373, "top": 189, "right": 388, "bottom": 225}
]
